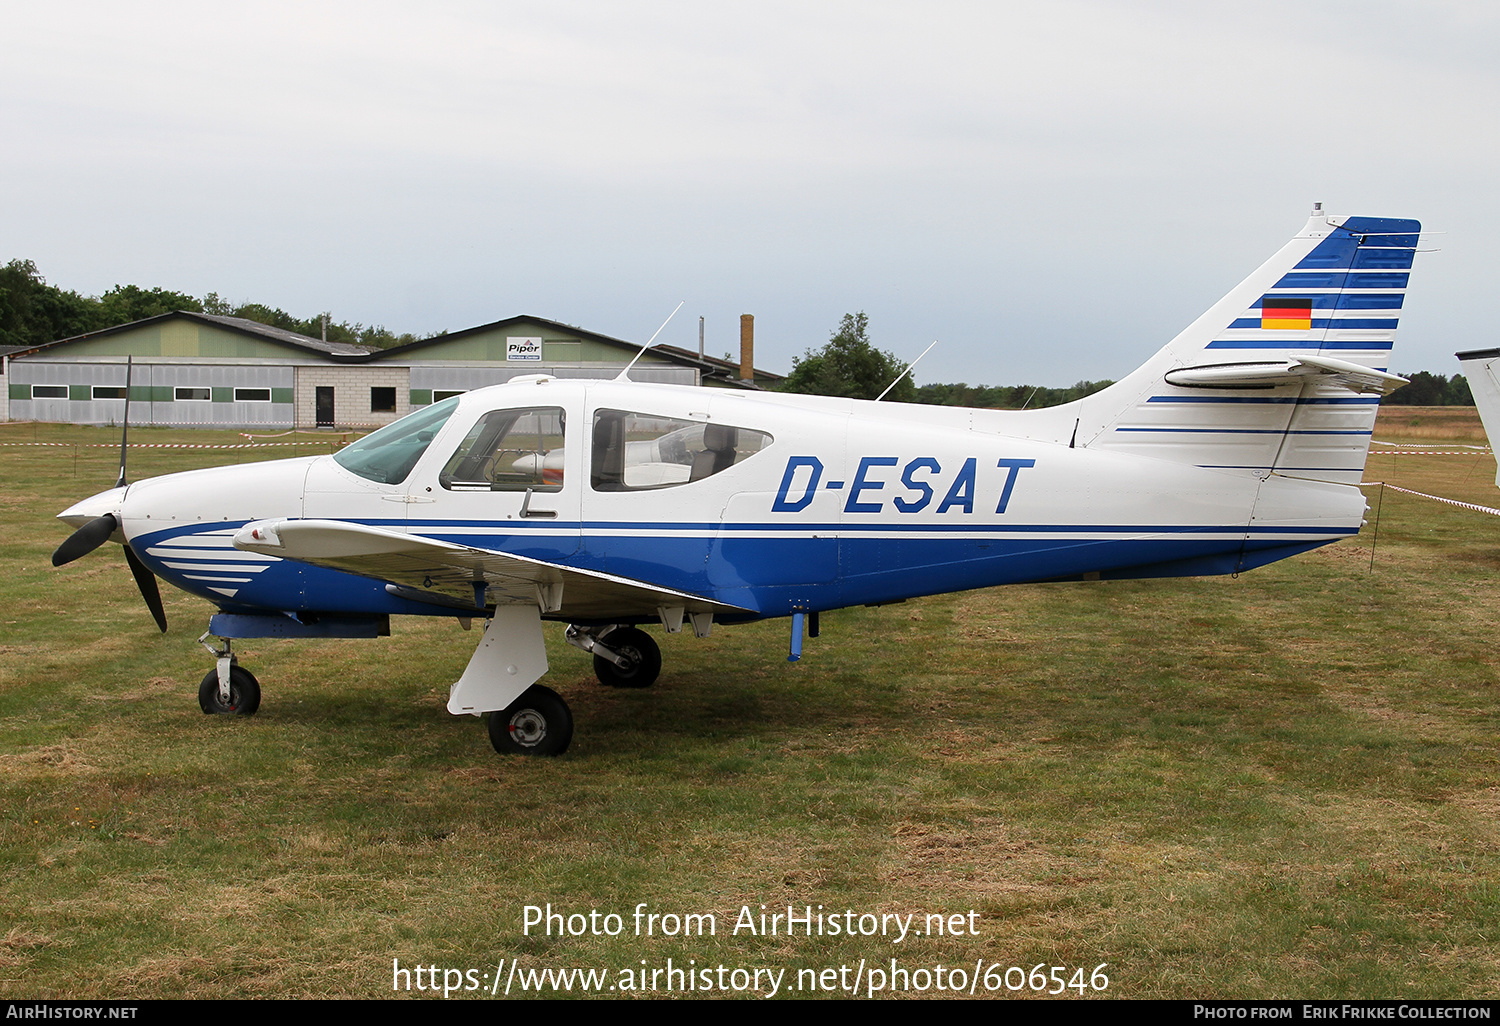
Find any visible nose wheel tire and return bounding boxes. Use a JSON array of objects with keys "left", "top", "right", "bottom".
[
  {"left": 488, "top": 684, "right": 573, "bottom": 756},
  {"left": 198, "top": 666, "right": 261, "bottom": 715},
  {"left": 592, "top": 627, "right": 662, "bottom": 689}
]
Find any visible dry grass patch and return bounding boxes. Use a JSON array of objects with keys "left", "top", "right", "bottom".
[
  {"left": 0, "top": 742, "right": 99, "bottom": 776},
  {"left": 889, "top": 819, "right": 1064, "bottom": 895},
  {"left": 1374, "top": 406, "right": 1493, "bottom": 444},
  {"left": 1, "top": 928, "right": 51, "bottom": 953}
]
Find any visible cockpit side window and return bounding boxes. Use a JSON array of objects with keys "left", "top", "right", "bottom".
[
  {"left": 332, "top": 396, "right": 460, "bottom": 485},
  {"left": 590, "top": 410, "right": 772, "bottom": 491},
  {"left": 440, "top": 407, "right": 566, "bottom": 492}
]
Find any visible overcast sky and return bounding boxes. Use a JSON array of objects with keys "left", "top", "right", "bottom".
[{"left": 3, "top": 1, "right": 1495, "bottom": 385}]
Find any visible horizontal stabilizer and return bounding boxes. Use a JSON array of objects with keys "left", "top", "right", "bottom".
[
  {"left": 232, "top": 518, "right": 749, "bottom": 619},
  {"left": 1164, "top": 356, "right": 1409, "bottom": 396}
]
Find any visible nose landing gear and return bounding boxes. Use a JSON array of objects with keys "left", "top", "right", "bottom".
[{"left": 197, "top": 632, "right": 261, "bottom": 716}]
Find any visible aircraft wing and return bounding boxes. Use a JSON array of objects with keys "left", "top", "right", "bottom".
[{"left": 232, "top": 518, "right": 751, "bottom": 619}]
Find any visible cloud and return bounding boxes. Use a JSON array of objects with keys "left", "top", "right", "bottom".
[{"left": 2, "top": 1, "right": 1494, "bottom": 382}]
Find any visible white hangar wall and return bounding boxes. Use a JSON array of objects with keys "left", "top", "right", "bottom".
[{"left": 5, "top": 313, "right": 749, "bottom": 429}]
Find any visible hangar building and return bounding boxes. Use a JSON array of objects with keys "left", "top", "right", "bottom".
[{"left": 4, "top": 311, "right": 783, "bottom": 429}]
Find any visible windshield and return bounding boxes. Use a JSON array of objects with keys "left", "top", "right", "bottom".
[{"left": 333, "top": 397, "right": 460, "bottom": 484}]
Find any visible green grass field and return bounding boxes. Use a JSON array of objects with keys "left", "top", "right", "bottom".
[{"left": 2, "top": 412, "right": 1499, "bottom": 999}]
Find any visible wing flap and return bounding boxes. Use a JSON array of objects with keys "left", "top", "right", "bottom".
[{"left": 232, "top": 518, "right": 750, "bottom": 618}]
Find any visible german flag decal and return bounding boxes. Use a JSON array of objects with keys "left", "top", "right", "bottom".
[{"left": 1261, "top": 297, "right": 1313, "bottom": 330}]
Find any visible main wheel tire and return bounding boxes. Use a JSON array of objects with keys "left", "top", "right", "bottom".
[
  {"left": 197, "top": 666, "right": 261, "bottom": 716},
  {"left": 488, "top": 684, "right": 573, "bottom": 756},
  {"left": 592, "top": 626, "right": 661, "bottom": 689}
]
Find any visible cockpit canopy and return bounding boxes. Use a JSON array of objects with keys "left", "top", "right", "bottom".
[{"left": 330, "top": 391, "right": 774, "bottom": 493}]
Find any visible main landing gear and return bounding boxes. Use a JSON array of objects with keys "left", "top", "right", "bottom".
[
  {"left": 565, "top": 625, "right": 662, "bottom": 689},
  {"left": 487, "top": 684, "right": 573, "bottom": 756},
  {"left": 472, "top": 622, "right": 665, "bottom": 757}
]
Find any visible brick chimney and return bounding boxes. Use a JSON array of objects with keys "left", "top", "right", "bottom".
[{"left": 740, "top": 314, "right": 754, "bottom": 382}]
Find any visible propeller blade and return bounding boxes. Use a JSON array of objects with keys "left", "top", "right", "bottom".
[
  {"left": 122, "top": 544, "right": 168, "bottom": 633},
  {"left": 51, "top": 513, "right": 119, "bottom": 567}
]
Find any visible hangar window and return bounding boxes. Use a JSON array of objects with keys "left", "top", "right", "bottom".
[
  {"left": 92, "top": 386, "right": 127, "bottom": 400},
  {"left": 440, "top": 407, "right": 566, "bottom": 492},
  {"left": 371, "top": 387, "right": 397, "bottom": 412},
  {"left": 175, "top": 387, "right": 211, "bottom": 401},
  {"left": 333, "top": 395, "right": 460, "bottom": 485},
  {"left": 434, "top": 389, "right": 466, "bottom": 402},
  {"left": 590, "top": 410, "right": 772, "bottom": 491},
  {"left": 31, "top": 385, "right": 68, "bottom": 399},
  {"left": 234, "top": 388, "right": 271, "bottom": 402}
]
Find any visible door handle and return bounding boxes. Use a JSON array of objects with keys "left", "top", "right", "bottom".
[{"left": 519, "top": 488, "right": 557, "bottom": 519}]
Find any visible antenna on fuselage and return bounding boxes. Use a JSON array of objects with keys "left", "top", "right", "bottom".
[
  {"left": 616, "top": 301, "right": 686, "bottom": 382},
  {"left": 875, "top": 339, "right": 937, "bottom": 401}
]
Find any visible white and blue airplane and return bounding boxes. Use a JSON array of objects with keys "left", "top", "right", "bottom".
[{"left": 53, "top": 208, "right": 1421, "bottom": 756}]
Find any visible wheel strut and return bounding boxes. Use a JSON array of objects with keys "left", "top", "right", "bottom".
[
  {"left": 564, "top": 624, "right": 631, "bottom": 668},
  {"left": 198, "top": 630, "right": 237, "bottom": 706}
]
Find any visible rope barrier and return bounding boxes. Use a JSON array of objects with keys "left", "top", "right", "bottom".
[
  {"left": 0, "top": 440, "right": 334, "bottom": 450},
  {"left": 239, "top": 429, "right": 356, "bottom": 439},
  {"left": 1371, "top": 439, "right": 1491, "bottom": 452},
  {"left": 1364, "top": 482, "right": 1500, "bottom": 517}
]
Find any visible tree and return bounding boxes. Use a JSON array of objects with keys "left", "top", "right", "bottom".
[
  {"left": 228, "top": 302, "right": 303, "bottom": 333},
  {"left": 914, "top": 379, "right": 1115, "bottom": 409},
  {"left": 200, "top": 292, "right": 235, "bottom": 316},
  {"left": 1385, "top": 372, "right": 1474, "bottom": 406},
  {"left": 0, "top": 259, "right": 107, "bottom": 346},
  {"left": 222, "top": 302, "right": 422, "bottom": 348},
  {"left": 0, "top": 258, "right": 450, "bottom": 349},
  {"left": 782, "top": 312, "right": 916, "bottom": 402},
  {"left": 97, "top": 284, "right": 203, "bottom": 324}
]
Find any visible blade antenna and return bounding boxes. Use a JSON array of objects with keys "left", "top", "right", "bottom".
[
  {"left": 115, "top": 355, "right": 133, "bottom": 488},
  {"left": 875, "top": 340, "right": 937, "bottom": 401},
  {"left": 615, "top": 301, "right": 685, "bottom": 382}
]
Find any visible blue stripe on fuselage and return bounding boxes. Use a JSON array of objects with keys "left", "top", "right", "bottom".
[{"left": 132, "top": 519, "right": 1355, "bottom": 622}]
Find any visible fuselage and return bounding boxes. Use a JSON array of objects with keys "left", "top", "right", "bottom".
[{"left": 62, "top": 375, "right": 1366, "bottom": 623}]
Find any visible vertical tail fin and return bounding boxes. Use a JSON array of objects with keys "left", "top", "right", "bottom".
[
  {"left": 1456, "top": 347, "right": 1500, "bottom": 489},
  {"left": 1078, "top": 211, "right": 1421, "bottom": 484}
]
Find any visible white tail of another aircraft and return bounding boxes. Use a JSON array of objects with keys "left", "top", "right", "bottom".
[
  {"left": 1032, "top": 209, "right": 1421, "bottom": 486},
  {"left": 1456, "top": 347, "right": 1500, "bottom": 489}
]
